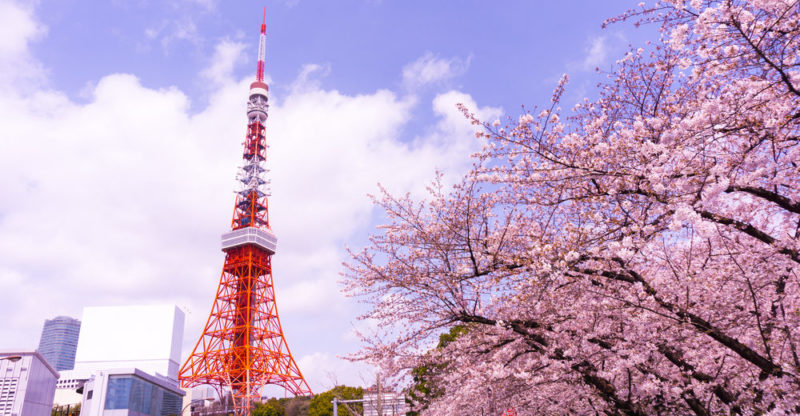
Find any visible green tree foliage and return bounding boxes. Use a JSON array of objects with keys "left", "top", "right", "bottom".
[
  {"left": 437, "top": 325, "right": 468, "bottom": 348},
  {"left": 307, "top": 385, "right": 363, "bottom": 416},
  {"left": 252, "top": 397, "right": 310, "bottom": 416},
  {"left": 405, "top": 325, "right": 467, "bottom": 415},
  {"left": 252, "top": 398, "right": 285, "bottom": 416},
  {"left": 51, "top": 403, "right": 80, "bottom": 416},
  {"left": 282, "top": 396, "right": 310, "bottom": 416}
]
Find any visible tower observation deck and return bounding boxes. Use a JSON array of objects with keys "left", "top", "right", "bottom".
[{"left": 178, "top": 11, "right": 313, "bottom": 415}]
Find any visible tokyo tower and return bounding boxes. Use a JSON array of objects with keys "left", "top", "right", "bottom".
[{"left": 179, "top": 11, "right": 312, "bottom": 415}]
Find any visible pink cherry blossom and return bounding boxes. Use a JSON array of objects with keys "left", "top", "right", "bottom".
[{"left": 345, "top": 1, "right": 800, "bottom": 414}]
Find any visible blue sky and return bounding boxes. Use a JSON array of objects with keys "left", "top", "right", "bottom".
[
  {"left": 33, "top": 1, "right": 643, "bottom": 107},
  {"left": 0, "top": 0, "right": 648, "bottom": 394}
]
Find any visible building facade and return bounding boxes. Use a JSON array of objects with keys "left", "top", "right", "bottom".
[
  {"left": 52, "top": 369, "right": 91, "bottom": 407},
  {"left": 73, "top": 305, "right": 185, "bottom": 383},
  {"left": 80, "top": 369, "right": 184, "bottom": 416},
  {"left": 180, "top": 387, "right": 215, "bottom": 416},
  {"left": 37, "top": 316, "right": 81, "bottom": 371},
  {"left": 0, "top": 351, "right": 60, "bottom": 416},
  {"left": 51, "top": 305, "right": 185, "bottom": 409}
]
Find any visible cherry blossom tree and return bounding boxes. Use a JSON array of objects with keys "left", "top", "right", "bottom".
[{"left": 345, "top": 1, "right": 800, "bottom": 414}]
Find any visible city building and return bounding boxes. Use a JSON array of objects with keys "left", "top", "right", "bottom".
[
  {"left": 181, "top": 387, "right": 216, "bottom": 416},
  {"left": 0, "top": 351, "right": 60, "bottom": 416},
  {"left": 79, "top": 368, "right": 184, "bottom": 416},
  {"left": 362, "top": 390, "right": 408, "bottom": 416},
  {"left": 53, "top": 305, "right": 185, "bottom": 408},
  {"left": 73, "top": 305, "right": 185, "bottom": 382},
  {"left": 52, "top": 369, "right": 91, "bottom": 407},
  {"left": 37, "top": 317, "right": 81, "bottom": 372}
]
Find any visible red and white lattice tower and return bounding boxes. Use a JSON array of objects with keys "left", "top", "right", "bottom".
[{"left": 179, "top": 11, "right": 312, "bottom": 415}]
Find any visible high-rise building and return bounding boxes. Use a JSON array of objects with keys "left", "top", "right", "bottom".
[
  {"left": 37, "top": 316, "right": 81, "bottom": 371},
  {"left": 0, "top": 350, "right": 60, "bottom": 416}
]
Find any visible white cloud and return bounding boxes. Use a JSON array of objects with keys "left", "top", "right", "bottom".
[
  {"left": 0, "top": 0, "right": 41, "bottom": 56},
  {"left": 201, "top": 40, "right": 247, "bottom": 86},
  {"left": 402, "top": 52, "right": 470, "bottom": 90},
  {"left": 582, "top": 35, "right": 608, "bottom": 70},
  {"left": 432, "top": 90, "right": 500, "bottom": 137},
  {"left": 180, "top": 0, "right": 218, "bottom": 12},
  {"left": 277, "top": 276, "right": 335, "bottom": 315},
  {"left": 162, "top": 18, "right": 201, "bottom": 51},
  {"left": 145, "top": 27, "right": 160, "bottom": 40},
  {"left": 0, "top": 0, "right": 46, "bottom": 90},
  {"left": 578, "top": 32, "right": 628, "bottom": 72},
  {"left": 294, "top": 352, "right": 376, "bottom": 392},
  {"left": 288, "top": 63, "right": 331, "bottom": 93},
  {"left": 0, "top": 3, "right": 503, "bottom": 390},
  {"left": 144, "top": 17, "right": 203, "bottom": 55}
]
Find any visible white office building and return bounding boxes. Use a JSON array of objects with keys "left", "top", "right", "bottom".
[
  {"left": 54, "top": 305, "right": 185, "bottom": 411},
  {"left": 73, "top": 305, "right": 184, "bottom": 383},
  {"left": 0, "top": 351, "right": 60, "bottom": 416}
]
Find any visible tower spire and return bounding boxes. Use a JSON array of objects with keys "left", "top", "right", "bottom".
[
  {"left": 178, "top": 12, "right": 312, "bottom": 415},
  {"left": 256, "top": 7, "right": 267, "bottom": 82}
]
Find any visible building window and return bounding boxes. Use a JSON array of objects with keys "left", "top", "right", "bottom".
[
  {"left": 105, "top": 377, "right": 132, "bottom": 410},
  {"left": 104, "top": 375, "right": 181, "bottom": 416},
  {"left": 161, "top": 390, "right": 181, "bottom": 416}
]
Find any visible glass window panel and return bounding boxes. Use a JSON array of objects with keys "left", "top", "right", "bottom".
[
  {"left": 105, "top": 376, "right": 132, "bottom": 410},
  {"left": 144, "top": 381, "right": 158, "bottom": 416},
  {"left": 104, "top": 374, "right": 182, "bottom": 416},
  {"left": 161, "top": 390, "right": 181, "bottom": 416}
]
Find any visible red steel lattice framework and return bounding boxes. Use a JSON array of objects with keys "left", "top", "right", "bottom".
[{"left": 179, "top": 11, "right": 312, "bottom": 415}]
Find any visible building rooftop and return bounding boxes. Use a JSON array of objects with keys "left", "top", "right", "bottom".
[{"left": 0, "top": 350, "right": 60, "bottom": 378}]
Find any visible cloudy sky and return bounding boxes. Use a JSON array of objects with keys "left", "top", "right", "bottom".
[{"left": 0, "top": 0, "right": 646, "bottom": 393}]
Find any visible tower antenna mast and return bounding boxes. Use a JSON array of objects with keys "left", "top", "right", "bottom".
[{"left": 257, "top": 7, "right": 266, "bottom": 82}]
